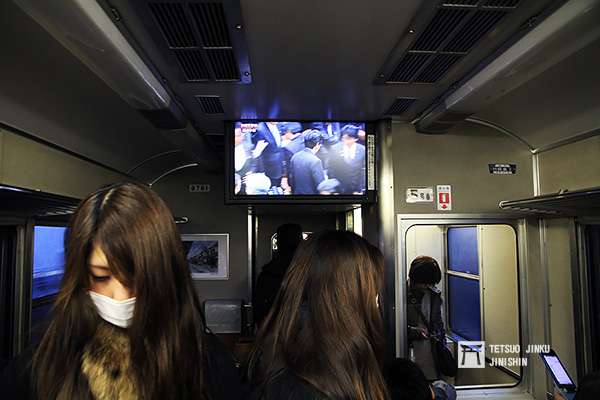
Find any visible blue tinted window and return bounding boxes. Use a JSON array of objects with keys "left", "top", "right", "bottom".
[
  {"left": 448, "top": 226, "right": 479, "bottom": 275},
  {"left": 33, "top": 226, "right": 66, "bottom": 300},
  {"left": 448, "top": 275, "right": 481, "bottom": 341}
]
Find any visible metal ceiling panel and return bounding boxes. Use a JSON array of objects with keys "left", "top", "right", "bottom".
[
  {"left": 147, "top": 0, "right": 250, "bottom": 83},
  {"left": 0, "top": 1, "right": 183, "bottom": 174}
]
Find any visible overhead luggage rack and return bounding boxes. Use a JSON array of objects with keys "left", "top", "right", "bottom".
[{"left": 499, "top": 186, "right": 600, "bottom": 216}]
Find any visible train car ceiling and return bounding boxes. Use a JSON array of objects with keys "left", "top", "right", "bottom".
[
  {"left": 417, "top": 0, "right": 600, "bottom": 134},
  {"left": 4, "top": 0, "right": 596, "bottom": 183}
]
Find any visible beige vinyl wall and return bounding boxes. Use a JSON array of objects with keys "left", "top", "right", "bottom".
[
  {"left": 391, "top": 122, "right": 534, "bottom": 214},
  {"left": 0, "top": 127, "right": 128, "bottom": 198},
  {"left": 538, "top": 135, "right": 600, "bottom": 194}
]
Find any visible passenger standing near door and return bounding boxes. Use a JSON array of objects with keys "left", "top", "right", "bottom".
[
  {"left": 253, "top": 223, "right": 303, "bottom": 328},
  {"left": 289, "top": 130, "right": 326, "bottom": 195},
  {"left": 0, "top": 182, "right": 242, "bottom": 400},
  {"left": 407, "top": 256, "right": 445, "bottom": 381},
  {"left": 247, "top": 231, "right": 389, "bottom": 400}
]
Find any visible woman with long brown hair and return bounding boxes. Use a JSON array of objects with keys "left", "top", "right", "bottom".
[
  {"left": 247, "top": 230, "right": 389, "bottom": 400},
  {"left": 1, "top": 182, "right": 241, "bottom": 399}
]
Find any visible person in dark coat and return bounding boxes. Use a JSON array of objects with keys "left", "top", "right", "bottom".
[
  {"left": 328, "top": 124, "right": 366, "bottom": 194},
  {"left": 407, "top": 256, "right": 446, "bottom": 381},
  {"left": 279, "top": 122, "right": 305, "bottom": 194},
  {"left": 0, "top": 183, "right": 243, "bottom": 400},
  {"left": 247, "top": 231, "right": 389, "bottom": 400},
  {"left": 289, "top": 130, "right": 325, "bottom": 195},
  {"left": 253, "top": 223, "right": 303, "bottom": 328},
  {"left": 252, "top": 122, "right": 284, "bottom": 189},
  {"left": 386, "top": 358, "right": 456, "bottom": 400}
]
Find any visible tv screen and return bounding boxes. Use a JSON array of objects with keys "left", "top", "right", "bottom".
[{"left": 232, "top": 121, "right": 370, "bottom": 199}]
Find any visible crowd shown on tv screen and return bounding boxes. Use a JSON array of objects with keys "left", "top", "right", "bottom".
[{"left": 234, "top": 121, "right": 367, "bottom": 196}]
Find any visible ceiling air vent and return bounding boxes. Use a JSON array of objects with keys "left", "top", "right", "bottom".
[
  {"left": 483, "top": 0, "right": 521, "bottom": 8},
  {"left": 442, "top": 0, "right": 479, "bottom": 5},
  {"left": 444, "top": 10, "right": 507, "bottom": 52},
  {"left": 174, "top": 49, "right": 210, "bottom": 81},
  {"left": 386, "top": 98, "right": 418, "bottom": 115},
  {"left": 189, "top": 3, "right": 232, "bottom": 47},
  {"left": 205, "top": 49, "right": 240, "bottom": 80},
  {"left": 196, "top": 96, "right": 224, "bottom": 114},
  {"left": 388, "top": 53, "right": 430, "bottom": 83},
  {"left": 411, "top": 9, "right": 470, "bottom": 51},
  {"left": 148, "top": 1, "right": 251, "bottom": 83},
  {"left": 376, "top": 0, "right": 520, "bottom": 84},
  {"left": 148, "top": 2, "right": 196, "bottom": 48},
  {"left": 414, "top": 54, "right": 463, "bottom": 83}
]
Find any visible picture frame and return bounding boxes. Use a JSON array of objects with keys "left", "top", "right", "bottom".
[{"left": 181, "top": 234, "right": 229, "bottom": 280}]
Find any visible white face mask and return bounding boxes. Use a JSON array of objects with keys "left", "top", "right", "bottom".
[{"left": 89, "top": 291, "right": 136, "bottom": 328}]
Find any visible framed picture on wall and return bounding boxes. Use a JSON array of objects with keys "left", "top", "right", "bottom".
[{"left": 181, "top": 234, "right": 229, "bottom": 280}]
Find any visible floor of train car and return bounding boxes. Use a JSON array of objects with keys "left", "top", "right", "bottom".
[{"left": 454, "top": 360, "right": 519, "bottom": 386}]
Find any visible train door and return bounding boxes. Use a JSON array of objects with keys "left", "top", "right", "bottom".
[
  {"left": 0, "top": 225, "right": 17, "bottom": 367},
  {"left": 398, "top": 215, "right": 524, "bottom": 392},
  {"left": 584, "top": 225, "right": 600, "bottom": 372}
]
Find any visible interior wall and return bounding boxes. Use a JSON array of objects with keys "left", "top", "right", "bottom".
[
  {"left": 480, "top": 224, "right": 520, "bottom": 375},
  {"left": 538, "top": 135, "right": 600, "bottom": 194},
  {"left": 152, "top": 166, "right": 249, "bottom": 304},
  {"left": 392, "top": 122, "right": 533, "bottom": 214},
  {"left": 544, "top": 218, "right": 578, "bottom": 381},
  {"left": 0, "top": 127, "right": 129, "bottom": 198}
]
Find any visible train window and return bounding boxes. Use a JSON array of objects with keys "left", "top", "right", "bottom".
[
  {"left": 448, "top": 227, "right": 479, "bottom": 275},
  {"left": 32, "top": 226, "right": 66, "bottom": 300},
  {"left": 447, "top": 227, "right": 481, "bottom": 341},
  {"left": 405, "top": 224, "right": 520, "bottom": 388},
  {"left": 30, "top": 226, "right": 66, "bottom": 344}
]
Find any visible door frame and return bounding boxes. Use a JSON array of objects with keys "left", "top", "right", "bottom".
[{"left": 396, "top": 214, "right": 528, "bottom": 395}]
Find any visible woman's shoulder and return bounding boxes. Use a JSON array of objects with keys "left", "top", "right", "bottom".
[{"left": 250, "top": 370, "right": 326, "bottom": 400}]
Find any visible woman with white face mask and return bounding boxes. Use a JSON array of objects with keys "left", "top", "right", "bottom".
[{"left": 1, "top": 182, "right": 242, "bottom": 400}]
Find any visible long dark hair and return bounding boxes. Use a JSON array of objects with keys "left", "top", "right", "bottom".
[
  {"left": 33, "top": 182, "right": 210, "bottom": 400},
  {"left": 248, "top": 230, "right": 389, "bottom": 400}
]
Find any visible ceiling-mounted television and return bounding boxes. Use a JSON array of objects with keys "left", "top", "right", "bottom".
[{"left": 225, "top": 121, "right": 376, "bottom": 204}]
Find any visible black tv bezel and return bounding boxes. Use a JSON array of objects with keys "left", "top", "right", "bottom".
[{"left": 224, "top": 120, "right": 376, "bottom": 205}]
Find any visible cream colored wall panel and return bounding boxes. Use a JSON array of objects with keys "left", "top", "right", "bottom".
[
  {"left": 392, "top": 122, "right": 533, "bottom": 214},
  {"left": 538, "top": 136, "right": 600, "bottom": 194},
  {"left": 480, "top": 224, "right": 520, "bottom": 375},
  {"left": 0, "top": 128, "right": 128, "bottom": 198},
  {"left": 545, "top": 218, "right": 578, "bottom": 381}
]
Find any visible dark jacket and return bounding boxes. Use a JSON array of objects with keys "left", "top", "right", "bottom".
[
  {"left": 328, "top": 142, "right": 366, "bottom": 194},
  {"left": 406, "top": 286, "right": 445, "bottom": 380},
  {"left": 253, "top": 254, "right": 294, "bottom": 327},
  {"left": 289, "top": 149, "right": 325, "bottom": 195},
  {"left": 0, "top": 329, "right": 243, "bottom": 400},
  {"left": 248, "top": 370, "right": 325, "bottom": 400},
  {"left": 282, "top": 135, "right": 305, "bottom": 176},
  {"left": 252, "top": 123, "right": 283, "bottom": 181}
]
